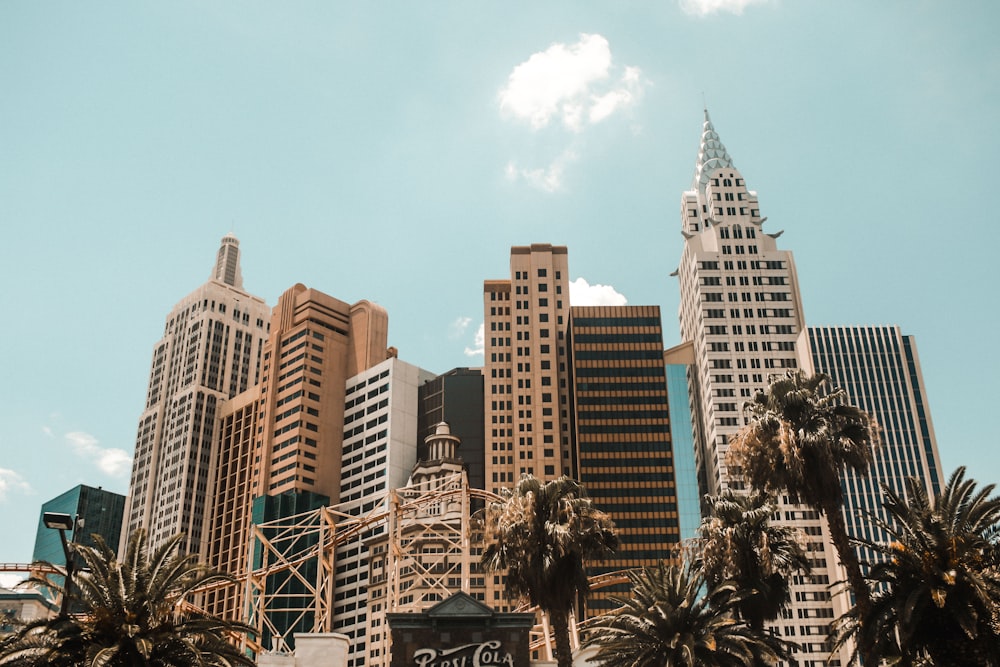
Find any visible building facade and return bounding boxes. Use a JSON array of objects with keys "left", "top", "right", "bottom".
[
  {"left": 123, "top": 234, "right": 271, "bottom": 557},
  {"left": 567, "top": 305, "right": 681, "bottom": 613},
  {"left": 808, "top": 326, "right": 944, "bottom": 553},
  {"left": 663, "top": 342, "right": 703, "bottom": 543},
  {"left": 483, "top": 246, "right": 682, "bottom": 619},
  {"left": 674, "top": 112, "right": 849, "bottom": 664},
  {"left": 33, "top": 485, "right": 126, "bottom": 567},
  {"left": 333, "top": 356, "right": 435, "bottom": 666},
  {"left": 482, "top": 244, "right": 573, "bottom": 505},
  {"left": 417, "top": 368, "right": 485, "bottom": 494},
  {"left": 203, "top": 283, "right": 391, "bottom": 634}
]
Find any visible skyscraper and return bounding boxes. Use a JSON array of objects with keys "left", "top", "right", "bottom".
[
  {"left": 808, "top": 326, "right": 943, "bottom": 550},
  {"left": 333, "top": 356, "right": 435, "bottom": 665},
  {"left": 33, "top": 485, "right": 126, "bottom": 567},
  {"left": 483, "top": 244, "right": 572, "bottom": 499},
  {"left": 674, "top": 111, "right": 849, "bottom": 663},
  {"left": 483, "top": 246, "right": 681, "bottom": 618},
  {"left": 122, "top": 234, "right": 271, "bottom": 557},
  {"left": 203, "top": 284, "right": 391, "bottom": 627},
  {"left": 567, "top": 305, "right": 681, "bottom": 614},
  {"left": 417, "top": 368, "right": 485, "bottom": 494}
]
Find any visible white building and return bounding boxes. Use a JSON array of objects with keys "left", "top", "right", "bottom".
[
  {"left": 333, "top": 356, "right": 435, "bottom": 667},
  {"left": 122, "top": 234, "right": 271, "bottom": 557},
  {"left": 674, "top": 111, "right": 850, "bottom": 665}
]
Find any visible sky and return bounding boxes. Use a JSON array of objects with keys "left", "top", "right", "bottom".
[{"left": 1, "top": 0, "right": 998, "bottom": 570}]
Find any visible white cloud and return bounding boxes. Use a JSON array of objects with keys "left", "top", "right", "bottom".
[
  {"left": 0, "top": 573, "right": 26, "bottom": 589},
  {"left": 0, "top": 468, "right": 31, "bottom": 502},
  {"left": 65, "top": 431, "right": 132, "bottom": 477},
  {"left": 499, "top": 34, "right": 644, "bottom": 133},
  {"left": 679, "top": 0, "right": 769, "bottom": 16},
  {"left": 569, "top": 277, "right": 628, "bottom": 306},
  {"left": 505, "top": 149, "right": 578, "bottom": 193},
  {"left": 449, "top": 316, "right": 472, "bottom": 339},
  {"left": 464, "top": 323, "right": 485, "bottom": 357}
]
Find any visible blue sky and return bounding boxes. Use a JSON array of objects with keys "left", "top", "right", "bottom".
[{"left": 1, "top": 0, "right": 998, "bottom": 569}]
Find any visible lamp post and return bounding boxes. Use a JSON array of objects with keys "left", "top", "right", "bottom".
[{"left": 43, "top": 511, "right": 77, "bottom": 617}]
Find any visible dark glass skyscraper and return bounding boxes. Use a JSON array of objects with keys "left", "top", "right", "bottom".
[
  {"left": 33, "top": 484, "right": 125, "bottom": 567},
  {"left": 809, "top": 325, "right": 943, "bottom": 549}
]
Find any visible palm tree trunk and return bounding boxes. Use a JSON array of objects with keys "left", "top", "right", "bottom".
[
  {"left": 821, "top": 498, "right": 873, "bottom": 665},
  {"left": 550, "top": 609, "right": 574, "bottom": 667}
]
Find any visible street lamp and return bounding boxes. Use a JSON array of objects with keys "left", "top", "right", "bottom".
[{"left": 43, "top": 511, "right": 78, "bottom": 617}]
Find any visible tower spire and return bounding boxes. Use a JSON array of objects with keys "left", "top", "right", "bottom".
[
  {"left": 692, "top": 108, "right": 735, "bottom": 194},
  {"left": 212, "top": 232, "right": 244, "bottom": 289}
]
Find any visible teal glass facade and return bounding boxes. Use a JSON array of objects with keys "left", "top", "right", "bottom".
[
  {"left": 666, "top": 364, "right": 702, "bottom": 543},
  {"left": 32, "top": 485, "right": 125, "bottom": 567}
]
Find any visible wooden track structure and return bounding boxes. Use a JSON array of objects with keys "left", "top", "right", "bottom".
[{"left": 240, "top": 470, "right": 636, "bottom": 659}]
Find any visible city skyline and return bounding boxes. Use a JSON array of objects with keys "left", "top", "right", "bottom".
[{"left": 2, "top": 1, "right": 998, "bottom": 569}]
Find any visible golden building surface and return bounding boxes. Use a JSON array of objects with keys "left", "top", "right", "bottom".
[{"left": 568, "top": 305, "right": 681, "bottom": 615}]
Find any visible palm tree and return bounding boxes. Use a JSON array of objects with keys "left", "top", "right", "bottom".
[
  {"left": 840, "top": 468, "right": 1000, "bottom": 666},
  {"left": 583, "top": 560, "right": 797, "bottom": 667},
  {"left": 728, "top": 370, "right": 880, "bottom": 629},
  {"left": 698, "top": 489, "right": 811, "bottom": 631},
  {"left": 0, "top": 530, "right": 255, "bottom": 666},
  {"left": 480, "top": 475, "right": 618, "bottom": 667}
]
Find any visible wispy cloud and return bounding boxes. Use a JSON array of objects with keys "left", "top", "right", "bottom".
[
  {"left": 499, "top": 34, "right": 644, "bottom": 191},
  {"left": 505, "top": 149, "right": 578, "bottom": 193},
  {"left": 569, "top": 277, "right": 628, "bottom": 306},
  {"left": 449, "top": 316, "right": 473, "bottom": 339},
  {"left": 464, "top": 322, "right": 485, "bottom": 357},
  {"left": 0, "top": 468, "right": 31, "bottom": 502},
  {"left": 65, "top": 431, "right": 132, "bottom": 477},
  {"left": 679, "top": 0, "right": 769, "bottom": 17}
]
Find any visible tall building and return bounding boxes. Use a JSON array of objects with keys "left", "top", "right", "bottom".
[
  {"left": 417, "top": 368, "right": 485, "bottom": 494},
  {"left": 674, "top": 111, "right": 849, "bottom": 664},
  {"left": 333, "top": 356, "right": 435, "bottom": 665},
  {"left": 203, "top": 283, "right": 392, "bottom": 648},
  {"left": 483, "top": 244, "right": 573, "bottom": 500},
  {"left": 567, "top": 305, "right": 681, "bottom": 613},
  {"left": 33, "top": 485, "right": 126, "bottom": 566},
  {"left": 483, "top": 246, "right": 682, "bottom": 619},
  {"left": 123, "top": 234, "right": 271, "bottom": 557},
  {"left": 808, "top": 326, "right": 943, "bottom": 551}
]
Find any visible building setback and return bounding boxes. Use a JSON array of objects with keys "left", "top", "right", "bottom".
[
  {"left": 123, "top": 234, "right": 271, "bottom": 558},
  {"left": 674, "top": 111, "right": 849, "bottom": 664}
]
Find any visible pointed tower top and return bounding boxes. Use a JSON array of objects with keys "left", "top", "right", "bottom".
[
  {"left": 693, "top": 108, "right": 735, "bottom": 193},
  {"left": 211, "top": 233, "right": 244, "bottom": 289}
]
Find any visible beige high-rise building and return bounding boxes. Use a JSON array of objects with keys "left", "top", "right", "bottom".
[
  {"left": 675, "top": 111, "right": 850, "bottom": 664},
  {"left": 482, "top": 244, "right": 573, "bottom": 501},
  {"left": 123, "top": 234, "right": 271, "bottom": 557}
]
